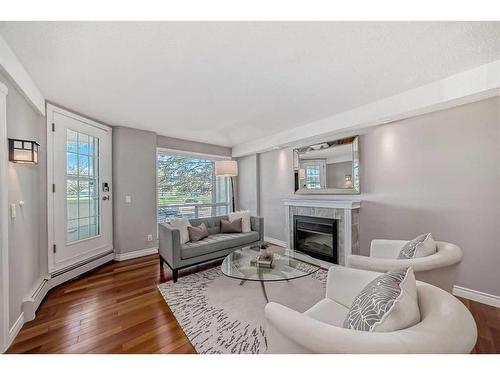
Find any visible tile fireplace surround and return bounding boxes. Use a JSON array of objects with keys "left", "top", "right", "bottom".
[{"left": 284, "top": 199, "right": 361, "bottom": 266}]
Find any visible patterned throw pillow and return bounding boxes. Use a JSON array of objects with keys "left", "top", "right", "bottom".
[
  {"left": 397, "top": 233, "right": 436, "bottom": 259},
  {"left": 343, "top": 267, "right": 420, "bottom": 332}
]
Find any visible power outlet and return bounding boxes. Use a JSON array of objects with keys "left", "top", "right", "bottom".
[{"left": 147, "top": 234, "right": 153, "bottom": 241}]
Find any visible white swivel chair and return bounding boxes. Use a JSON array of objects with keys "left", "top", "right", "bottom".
[
  {"left": 265, "top": 266, "right": 477, "bottom": 354},
  {"left": 347, "top": 240, "right": 463, "bottom": 292}
]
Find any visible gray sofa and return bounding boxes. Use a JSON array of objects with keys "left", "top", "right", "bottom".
[{"left": 158, "top": 215, "right": 264, "bottom": 282}]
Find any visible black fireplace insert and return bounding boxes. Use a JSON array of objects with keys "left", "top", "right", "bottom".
[{"left": 293, "top": 215, "right": 337, "bottom": 264}]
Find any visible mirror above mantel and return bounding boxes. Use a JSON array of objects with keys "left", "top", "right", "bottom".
[{"left": 293, "top": 135, "right": 360, "bottom": 195}]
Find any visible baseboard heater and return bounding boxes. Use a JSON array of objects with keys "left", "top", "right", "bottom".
[
  {"left": 30, "top": 278, "right": 49, "bottom": 299},
  {"left": 21, "top": 250, "right": 115, "bottom": 330},
  {"left": 50, "top": 250, "right": 115, "bottom": 278}
]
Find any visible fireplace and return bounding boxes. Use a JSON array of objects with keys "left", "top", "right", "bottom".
[{"left": 293, "top": 215, "right": 338, "bottom": 264}]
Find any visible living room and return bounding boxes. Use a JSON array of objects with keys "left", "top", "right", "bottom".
[{"left": 1, "top": 1, "right": 500, "bottom": 372}]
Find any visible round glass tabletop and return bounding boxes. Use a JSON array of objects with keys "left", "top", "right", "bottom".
[{"left": 221, "top": 246, "right": 320, "bottom": 282}]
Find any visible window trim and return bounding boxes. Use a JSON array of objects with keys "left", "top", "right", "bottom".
[{"left": 156, "top": 147, "right": 230, "bottom": 162}]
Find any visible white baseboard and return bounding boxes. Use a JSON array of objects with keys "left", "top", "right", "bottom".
[
  {"left": 114, "top": 247, "right": 158, "bottom": 261},
  {"left": 8, "top": 312, "right": 24, "bottom": 349},
  {"left": 453, "top": 285, "right": 500, "bottom": 308},
  {"left": 264, "top": 236, "right": 287, "bottom": 248}
]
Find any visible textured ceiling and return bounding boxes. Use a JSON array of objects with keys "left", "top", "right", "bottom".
[{"left": 1, "top": 21, "right": 500, "bottom": 147}]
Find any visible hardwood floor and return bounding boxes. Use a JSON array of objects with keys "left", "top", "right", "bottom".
[
  {"left": 7, "top": 254, "right": 500, "bottom": 354},
  {"left": 7, "top": 254, "right": 199, "bottom": 354},
  {"left": 459, "top": 297, "right": 500, "bottom": 354}
]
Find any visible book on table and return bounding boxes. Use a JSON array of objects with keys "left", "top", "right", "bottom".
[{"left": 250, "top": 254, "right": 274, "bottom": 268}]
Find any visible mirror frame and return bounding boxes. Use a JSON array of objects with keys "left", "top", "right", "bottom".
[{"left": 293, "top": 135, "right": 360, "bottom": 195}]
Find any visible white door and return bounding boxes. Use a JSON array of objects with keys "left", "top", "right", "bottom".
[{"left": 47, "top": 105, "right": 113, "bottom": 273}]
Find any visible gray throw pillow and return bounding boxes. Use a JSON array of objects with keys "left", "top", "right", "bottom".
[
  {"left": 343, "top": 267, "right": 420, "bottom": 332},
  {"left": 187, "top": 222, "right": 209, "bottom": 242},
  {"left": 220, "top": 218, "right": 242, "bottom": 233}
]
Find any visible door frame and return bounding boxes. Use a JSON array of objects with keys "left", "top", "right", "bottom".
[
  {"left": 46, "top": 103, "right": 113, "bottom": 274},
  {"left": 0, "top": 81, "right": 9, "bottom": 352}
]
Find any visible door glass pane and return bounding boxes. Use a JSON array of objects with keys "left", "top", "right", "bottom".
[{"left": 66, "top": 129, "right": 100, "bottom": 244}]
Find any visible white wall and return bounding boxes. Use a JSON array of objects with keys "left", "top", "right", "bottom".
[
  {"left": 358, "top": 97, "right": 500, "bottom": 296},
  {"left": 240, "top": 97, "right": 500, "bottom": 297},
  {"left": 1, "top": 72, "right": 46, "bottom": 327},
  {"left": 236, "top": 154, "right": 259, "bottom": 215},
  {"left": 258, "top": 148, "right": 295, "bottom": 242}
]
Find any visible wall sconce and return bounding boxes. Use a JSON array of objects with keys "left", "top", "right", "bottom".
[
  {"left": 344, "top": 174, "right": 353, "bottom": 189},
  {"left": 8, "top": 139, "right": 39, "bottom": 164}
]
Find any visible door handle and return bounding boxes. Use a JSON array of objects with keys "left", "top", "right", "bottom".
[{"left": 103, "top": 196, "right": 110, "bottom": 201}]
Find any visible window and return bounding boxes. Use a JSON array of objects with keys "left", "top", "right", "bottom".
[
  {"left": 300, "top": 159, "right": 326, "bottom": 189},
  {"left": 157, "top": 151, "right": 230, "bottom": 223},
  {"left": 66, "top": 129, "right": 100, "bottom": 243},
  {"left": 305, "top": 166, "right": 321, "bottom": 189}
]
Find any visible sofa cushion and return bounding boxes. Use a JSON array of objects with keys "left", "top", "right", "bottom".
[
  {"left": 181, "top": 231, "right": 260, "bottom": 260},
  {"left": 343, "top": 267, "right": 420, "bottom": 332},
  {"left": 305, "top": 298, "right": 349, "bottom": 327}
]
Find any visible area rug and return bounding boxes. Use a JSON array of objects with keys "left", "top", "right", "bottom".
[{"left": 157, "top": 266, "right": 327, "bottom": 354}]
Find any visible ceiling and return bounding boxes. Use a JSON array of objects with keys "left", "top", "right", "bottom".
[{"left": 1, "top": 21, "right": 500, "bottom": 148}]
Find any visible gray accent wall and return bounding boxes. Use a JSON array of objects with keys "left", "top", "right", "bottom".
[
  {"left": 239, "top": 97, "right": 500, "bottom": 296},
  {"left": 113, "top": 127, "right": 232, "bottom": 255},
  {"left": 1, "top": 72, "right": 46, "bottom": 327},
  {"left": 113, "top": 126, "right": 157, "bottom": 254}
]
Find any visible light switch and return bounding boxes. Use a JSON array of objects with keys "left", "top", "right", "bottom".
[
  {"left": 10, "top": 204, "right": 16, "bottom": 219},
  {"left": 125, "top": 195, "right": 132, "bottom": 203}
]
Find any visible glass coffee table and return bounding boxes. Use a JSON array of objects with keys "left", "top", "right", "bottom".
[{"left": 221, "top": 246, "right": 321, "bottom": 302}]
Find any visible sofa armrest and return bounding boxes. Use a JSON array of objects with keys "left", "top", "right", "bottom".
[
  {"left": 326, "top": 266, "right": 381, "bottom": 308},
  {"left": 370, "top": 239, "right": 408, "bottom": 258},
  {"left": 158, "top": 223, "right": 182, "bottom": 268},
  {"left": 250, "top": 216, "right": 264, "bottom": 241}
]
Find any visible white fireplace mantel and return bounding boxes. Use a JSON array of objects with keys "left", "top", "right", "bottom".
[
  {"left": 283, "top": 199, "right": 361, "bottom": 210},
  {"left": 284, "top": 199, "right": 361, "bottom": 265}
]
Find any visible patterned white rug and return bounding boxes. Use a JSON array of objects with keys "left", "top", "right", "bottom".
[{"left": 157, "top": 266, "right": 327, "bottom": 354}]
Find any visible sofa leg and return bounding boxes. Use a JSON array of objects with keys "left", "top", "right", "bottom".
[{"left": 172, "top": 269, "right": 178, "bottom": 283}]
